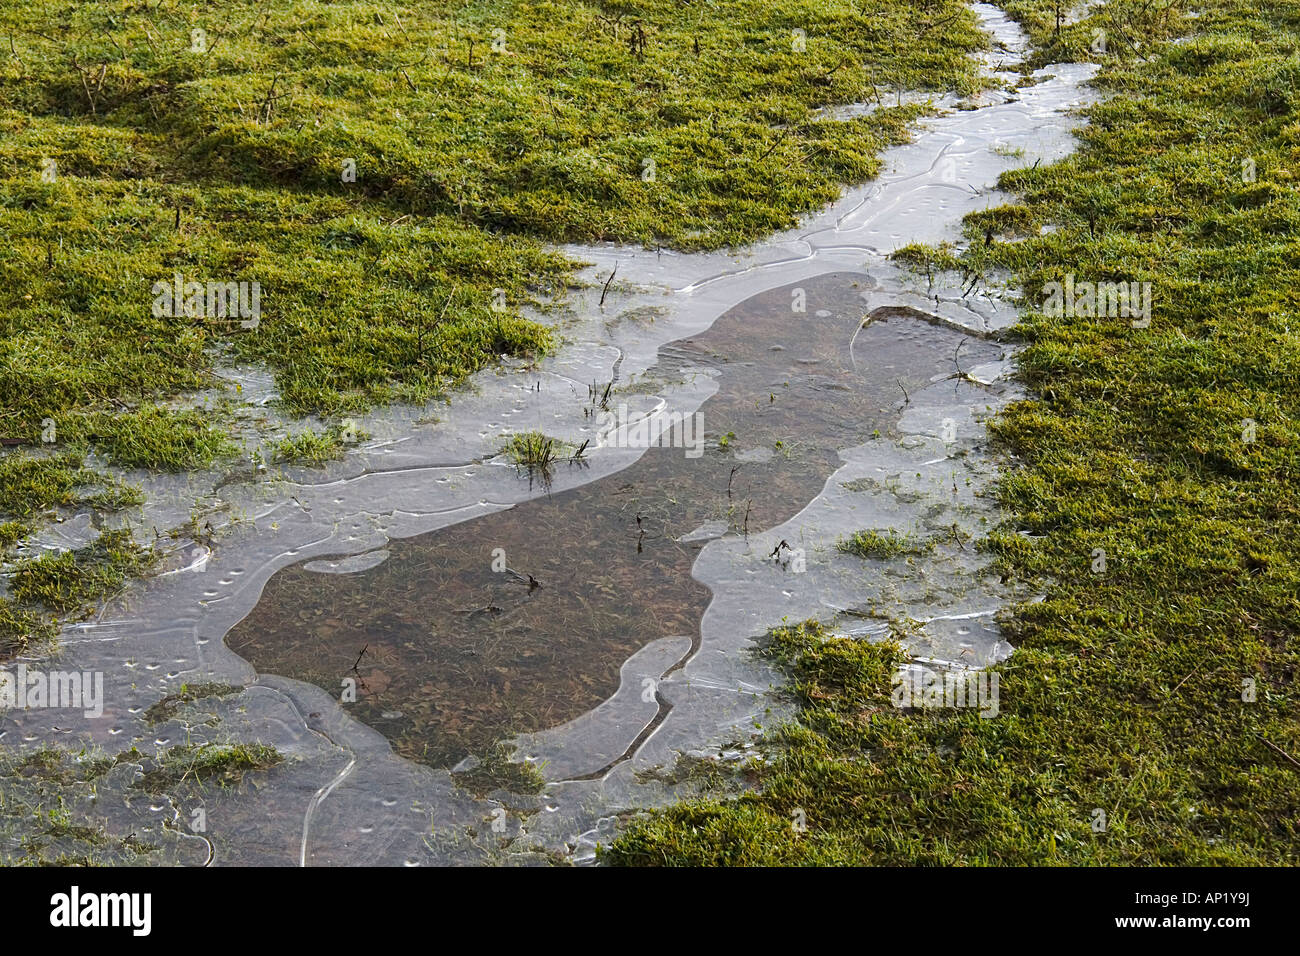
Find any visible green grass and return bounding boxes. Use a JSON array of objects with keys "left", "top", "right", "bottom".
[
  {"left": 839, "top": 528, "right": 932, "bottom": 559},
  {"left": 133, "top": 743, "right": 283, "bottom": 792},
  {"left": 0, "top": 454, "right": 87, "bottom": 518},
  {"left": 0, "top": 522, "right": 21, "bottom": 549},
  {"left": 0, "top": 598, "right": 56, "bottom": 660},
  {"left": 501, "top": 429, "right": 582, "bottom": 469},
  {"left": 8, "top": 528, "right": 156, "bottom": 613},
  {"left": 605, "top": 0, "right": 1300, "bottom": 865},
  {"left": 999, "top": 0, "right": 1193, "bottom": 68},
  {"left": 0, "top": 452, "right": 147, "bottom": 541},
  {"left": 78, "top": 404, "right": 236, "bottom": 470},
  {"left": 0, "top": 0, "right": 988, "bottom": 442},
  {"left": 269, "top": 422, "right": 367, "bottom": 464}
]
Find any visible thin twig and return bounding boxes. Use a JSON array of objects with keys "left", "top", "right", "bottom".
[
  {"left": 599, "top": 264, "right": 618, "bottom": 308},
  {"left": 1259, "top": 736, "right": 1300, "bottom": 771}
]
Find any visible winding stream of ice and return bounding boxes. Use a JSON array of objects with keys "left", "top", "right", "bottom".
[{"left": 1, "top": 5, "right": 1097, "bottom": 865}]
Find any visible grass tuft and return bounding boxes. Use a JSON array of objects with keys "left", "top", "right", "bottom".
[
  {"left": 9, "top": 529, "right": 156, "bottom": 613},
  {"left": 839, "top": 529, "right": 933, "bottom": 559}
]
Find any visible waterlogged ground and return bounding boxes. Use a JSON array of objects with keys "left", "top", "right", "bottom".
[
  {"left": 228, "top": 276, "right": 1003, "bottom": 769},
  {"left": 1, "top": 3, "right": 1103, "bottom": 864}
]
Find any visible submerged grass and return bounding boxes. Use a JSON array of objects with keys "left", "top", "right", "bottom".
[
  {"left": 605, "top": 0, "right": 1300, "bottom": 865},
  {"left": 450, "top": 742, "right": 547, "bottom": 797},
  {"left": 269, "top": 422, "right": 368, "bottom": 464},
  {"left": 0, "top": 747, "right": 147, "bottom": 865},
  {"left": 0, "top": 741, "right": 279, "bottom": 864},
  {"left": 0, "top": 599, "right": 56, "bottom": 660},
  {"left": 142, "top": 682, "right": 244, "bottom": 725}
]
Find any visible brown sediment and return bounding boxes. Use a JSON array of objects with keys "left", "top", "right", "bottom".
[{"left": 225, "top": 272, "right": 1002, "bottom": 768}]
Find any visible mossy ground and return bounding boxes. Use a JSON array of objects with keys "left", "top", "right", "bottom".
[
  {"left": 604, "top": 0, "right": 1300, "bottom": 865},
  {"left": 0, "top": 0, "right": 988, "bottom": 658}
]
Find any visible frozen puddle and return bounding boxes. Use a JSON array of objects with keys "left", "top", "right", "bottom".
[
  {"left": 1, "top": 4, "right": 1097, "bottom": 865},
  {"left": 227, "top": 279, "right": 1006, "bottom": 771}
]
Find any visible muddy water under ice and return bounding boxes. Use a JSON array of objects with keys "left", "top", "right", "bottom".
[
  {"left": 227, "top": 279, "right": 1004, "bottom": 771},
  {"left": 0, "top": 5, "right": 1097, "bottom": 864}
]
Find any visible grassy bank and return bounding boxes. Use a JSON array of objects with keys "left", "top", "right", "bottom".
[
  {"left": 0, "top": 0, "right": 988, "bottom": 653},
  {"left": 604, "top": 0, "right": 1300, "bottom": 865}
]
